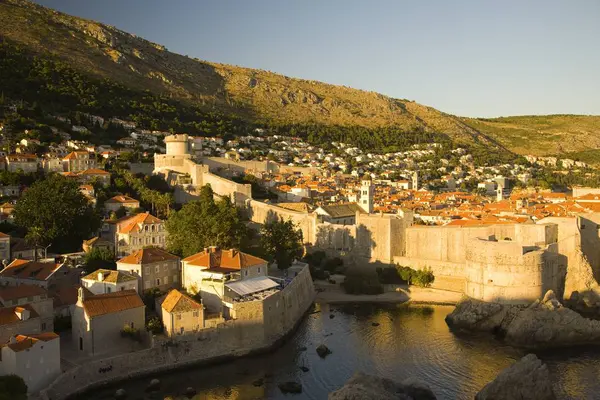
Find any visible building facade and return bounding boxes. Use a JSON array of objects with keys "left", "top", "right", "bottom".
[
  {"left": 116, "top": 248, "right": 180, "bottom": 293},
  {"left": 159, "top": 289, "right": 204, "bottom": 337},
  {"left": 81, "top": 269, "right": 139, "bottom": 295}
]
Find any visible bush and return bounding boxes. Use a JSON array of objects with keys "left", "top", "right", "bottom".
[
  {"left": 142, "top": 287, "right": 164, "bottom": 311},
  {"left": 342, "top": 268, "right": 383, "bottom": 295},
  {"left": 0, "top": 375, "right": 27, "bottom": 400},
  {"left": 303, "top": 250, "right": 326, "bottom": 268},
  {"left": 323, "top": 257, "right": 343, "bottom": 273},
  {"left": 376, "top": 267, "right": 403, "bottom": 284},
  {"left": 146, "top": 316, "right": 163, "bottom": 335},
  {"left": 395, "top": 265, "right": 435, "bottom": 288},
  {"left": 120, "top": 325, "right": 142, "bottom": 342}
]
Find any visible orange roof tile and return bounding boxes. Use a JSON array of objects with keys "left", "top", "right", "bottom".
[
  {"left": 78, "top": 168, "right": 109, "bottom": 176},
  {"left": 183, "top": 247, "right": 266, "bottom": 272},
  {"left": 0, "top": 284, "right": 47, "bottom": 302},
  {"left": 82, "top": 290, "right": 144, "bottom": 318},
  {"left": 161, "top": 289, "right": 202, "bottom": 313},
  {"left": 2, "top": 332, "right": 59, "bottom": 352},
  {"left": 118, "top": 212, "right": 163, "bottom": 234},
  {"left": 106, "top": 195, "right": 139, "bottom": 204},
  {"left": 118, "top": 248, "right": 179, "bottom": 265},
  {"left": 0, "top": 260, "right": 62, "bottom": 281},
  {"left": 0, "top": 304, "right": 39, "bottom": 326}
]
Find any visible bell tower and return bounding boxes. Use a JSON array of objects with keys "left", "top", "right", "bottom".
[{"left": 359, "top": 176, "right": 374, "bottom": 214}]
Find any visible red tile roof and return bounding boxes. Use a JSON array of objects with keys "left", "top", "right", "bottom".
[
  {"left": 0, "top": 304, "right": 39, "bottom": 326},
  {"left": 118, "top": 212, "right": 163, "bottom": 234},
  {"left": 0, "top": 260, "right": 62, "bottom": 281},
  {"left": 183, "top": 248, "right": 266, "bottom": 272},
  {"left": 105, "top": 195, "right": 139, "bottom": 204},
  {"left": 0, "top": 284, "right": 47, "bottom": 302},
  {"left": 161, "top": 289, "right": 202, "bottom": 313},
  {"left": 118, "top": 248, "right": 179, "bottom": 265},
  {"left": 2, "top": 332, "right": 59, "bottom": 352},
  {"left": 82, "top": 289, "right": 144, "bottom": 318}
]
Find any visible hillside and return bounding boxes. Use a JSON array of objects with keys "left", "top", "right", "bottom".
[{"left": 0, "top": 0, "right": 598, "bottom": 157}]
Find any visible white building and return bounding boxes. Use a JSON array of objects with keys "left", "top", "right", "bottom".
[
  {"left": 0, "top": 332, "right": 61, "bottom": 393},
  {"left": 81, "top": 269, "right": 139, "bottom": 295}
]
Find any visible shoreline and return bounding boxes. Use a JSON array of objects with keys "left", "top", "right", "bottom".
[{"left": 314, "top": 280, "right": 463, "bottom": 306}]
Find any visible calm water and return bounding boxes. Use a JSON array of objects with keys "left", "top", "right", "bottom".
[{"left": 84, "top": 303, "right": 600, "bottom": 400}]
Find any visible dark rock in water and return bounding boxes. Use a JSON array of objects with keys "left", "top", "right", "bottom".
[
  {"left": 253, "top": 378, "right": 264, "bottom": 387},
  {"left": 328, "top": 371, "right": 436, "bottom": 399},
  {"left": 145, "top": 378, "right": 160, "bottom": 392},
  {"left": 330, "top": 314, "right": 335, "bottom": 319},
  {"left": 446, "top": 291, "right": 600, "bottom": 349},
  {"left": 316, "top": 344, "right": 332, "bottom": 358},
  {"left": 300, "top": 366, "right": 310, "bottom": 372},
  {"left": 298, "top": 346, "right": 308, "bottom": 351},
  {"left": 114, "top": 388, "right": 127, "bottom": 400},
  {"left": 279, "top": 381, "right": 303, "bottom": 394},
  {"left": 185, "top": 387, "right": 197, "bottom": 398},
  {"left": 372, "top": 322, "right": 380, "bottom": 327},
  {"left": 475, "top": 354, "right": 556, "bottom": 400}
]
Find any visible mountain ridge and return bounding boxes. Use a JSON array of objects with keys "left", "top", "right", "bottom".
[{"left": 1, "top": 0, "right": 599, "bottom": 157}]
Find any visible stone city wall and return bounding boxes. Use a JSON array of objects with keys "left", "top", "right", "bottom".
[
  {"left": 39, "top": 266, "right": 315, "bottom": 400},
  {"left": 246, "top": 200, "right": 318, "bottom": 244}
]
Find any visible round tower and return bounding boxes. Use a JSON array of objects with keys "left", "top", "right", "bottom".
[{"left": 165, "top": 134, "right": 191, "bottom": 156}]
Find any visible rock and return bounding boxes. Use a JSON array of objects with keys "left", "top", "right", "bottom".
[
  {"left": 475, "top": 354, "right": 556, "bottom": 400},
  {"left": 278, "top": 381, "right": 302, "bottom": 394},
  {"left": 300, "top": 366, "right": 310, "bottom": 372},
  {"left": 316, "top": 344, "right": 332, "bottom": 358},
  {"left": 330, "top": 314, "right": 335, "bottom": 319},
  {"left": 328, "top": 372, "right": 436, "bottom": 400},
  {"left": 372, "top": 322, "right": 380, "bottom": 327},
  {"left": 146, "top": 378, "right": 160, "bottom": 392},
  {"left": 252, "top": 378, "right": 264, "bottom": 387},
  {"left": 446, "top": 292, "right": 600, "bottom": 348},
  {"left": 185, "top": 387, "right": 196, "bottom": 398},
  {"left": 298, "top": 346, "right": 308, "bottom": 351},
  {"left": 114, "top": 388, "right": 127, "bottom": 400}
]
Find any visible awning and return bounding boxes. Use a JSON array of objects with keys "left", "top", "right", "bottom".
[{"left": 225, "top": 276, "right": 279, "bottom": 296}]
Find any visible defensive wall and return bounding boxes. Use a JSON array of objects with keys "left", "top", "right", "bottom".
[
  {"left": 464, "top": 238, "right": 566, "bottom": 303},
  {"left": 199, "top": 156, "right": 320, "bottom": 177},
  {"left": 39, "top": 266, "right": 315, "bottom": 400}
]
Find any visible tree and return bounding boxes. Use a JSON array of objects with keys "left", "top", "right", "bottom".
[
  {"left": 165, "top": 185, "right": 247, "bottom": 257},
  {"left": 13, "top": 175, "right": 101, "bottom": 253},
  {"left": 260, "top": 218, "right": 303, "bottom": 270},
  {"left": 83, "top": 247, "right": 116, "bottom": 273},
  {"left": 0, "top": 375, "right": 27, "bottom": 400}
]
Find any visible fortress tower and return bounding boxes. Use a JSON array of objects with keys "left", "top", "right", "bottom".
[
  {"left": 359, "top": 176, "right": 374, "bottom": 214},
  {"left": 165, "top": 134, "right": 191, "bottom": 156}
]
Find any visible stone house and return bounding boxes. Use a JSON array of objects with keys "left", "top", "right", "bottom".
[
  {"left": 62, "top": 151, "right": 97, "bottom": 173},
  {"left": 82, "top": 236, "right": 114, "bottom": 254},
  {"left": 181, "top": 247, "right": 268, "bottom": 312},
  {"left": 159, "top": 289, "right": 204, "bottom": 337},
  {"left": 0, "top": 332, "right": 61, "bottom": 393},
  {"left": 9, "top": 238, "right": 42, "bottom": 260},
  {"left": 72, "top": 288, "right": 145, "bottom": 356},
  {"left": 116, "top": 248, "right": 180, "bottom": 293},
  {"left": 315, "top": 203, "right": 365, "bottom": 225},
  {"left": 81, "top": 269, "right": 139, "bottom": 295},
  {"left": 104, "top": 195, "right": 140, "bottom": 214},
  {"left": 0, "top": 259, "right": 68, "bottom": 289},
  {"left": 6, "top": 154, "right": 38, "bottom": 173},
  {"left": 114, "top": 213, "right": 167, "bottom": 257},
  {"left": 76, "top": 168, "right": 111, "bottom": 187},
  {"left": 0, "top": 304, "right": 43, "bottom": 343},
  {"left": 0, "top": 285, "right": 54, "bottom": 333}
]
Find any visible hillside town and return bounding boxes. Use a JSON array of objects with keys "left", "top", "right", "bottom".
[{"left": 2, "top": 110, "right": 600, "bottom": 398}]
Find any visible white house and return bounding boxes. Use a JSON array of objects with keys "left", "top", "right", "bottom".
[{"left": 81, "top": 269, "right": 139, "bottom": 295}]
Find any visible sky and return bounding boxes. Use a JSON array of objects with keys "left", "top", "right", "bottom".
[{"left": 34, "top": 0, "right": 600, "bottom": 118}]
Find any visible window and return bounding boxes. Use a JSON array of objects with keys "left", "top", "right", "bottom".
[
  {"left": 180, "top": 327, "right": 184, "bottom": 334},
  {"left": 177, "top": 314, "right": 182, "bottom": 320},
  {"left": 257, "top": 267, "right": 261, "bottom": 274},
  {"left": 193, "top": 311, "right": 199, "bottom": 317},
  {"left": 41, "top": 322, "right": 46, "bottom": 330},
  {"left": 156, "top": 278, "right": 161, "bottom": 286},
  {"left": 145, "top": 267, "right": 150, "bottom": 275},
  {"left": 164, "top": 276, "right": 169, "bottom": 285},
  {"left": 244, "top": 270, "right": 248, "bottom": 277},
  {"left": 107, "top": 287, "right": 112, "bottom": 293},
  {"left": 145, "top": 280, "right": 150, "bottom": 288},
  {"left": 155, "top": 265, "right": 160, "bottom": 273},
  {"left": 173, "top": 275, "right": 178, "bottom": 283},
  {"left": 130, "top": 322, "right": 134, "bottom": 329}
]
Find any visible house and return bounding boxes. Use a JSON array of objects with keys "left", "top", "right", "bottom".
[
  {"left": 0, "top": 332, "right": 61, "bottom": 393},
  {"left": 315, "top": 202, "right": 365, "bottom": 225},
  {"left": 159, "top": 289, "right": 204, "bottom": 337},
  {"left": 76, "top": 168, "right": 110, "bottom": 186},
  {"left": 0, "top": 304, "right": 43, "bottom": 343},
  {"left": 10, "top": 238, "right": 42, "bottom": 261},
  {"left": 71, "top": 288, "right": 145, "bottom": 356},
  {"left": 181, "top": 247, "right": 268, "bottom": 312},
  {"left": 116, "top": 138, "right": 136, "bottom": 147},
  {"left": 81, "top": 269, "right": 139, "bottom": 295},
  {"left": 0, "top": 185, "right": 19, "bottom": 197},
  {"left": 0, "top": 285, "right": 54, "bottom": 333},
  {"left": 0, "top": 259, "right": 68, "bottom": 288},
  {"left": 41, "top": 156, "right": 63, "bottom": 173},
  {"left": 19, "top": 138, "right": 41, "bottom": 148},
  {"left": 0, "top": 232, "right": 10, "bottom": 261},
  {"left": 62, "top": 151, "right": 97, "bottom": 173},
  {"left": 79, "top": 184, "right": 96, "bottom": 203},
  {"left": 0, "top": 203, "right": 14, "bottom": 222},
  {"left": 116, "top": 248, "right": 180, "bottom": 293},
  {"left": 51, "top": 285, "right": 81, "bottom": 318},
  {"left": 6, "top": 154, "right": 38, "bottom": 173},
  {"left": 104, "top": 195, "right": 140, "bottom": 214},
  {"left": 114, "top": 213, "right": 167, "bottom": 256},
  {"left": 82, "top": 236, "right": 114, "bottom": 254}
]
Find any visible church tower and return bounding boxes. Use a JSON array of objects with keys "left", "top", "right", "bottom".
[
  {"left": 412, "top": 171, "right": 419, "bottom": 190},
  {"left": 359, "top": 176, "right": 374, "bottom": 214}
]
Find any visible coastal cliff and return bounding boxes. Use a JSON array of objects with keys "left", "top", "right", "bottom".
[{"left": 446, "top": 290, "right": 600, "bottom": 348}]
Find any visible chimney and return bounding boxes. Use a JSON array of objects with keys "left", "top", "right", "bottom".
[
  {"left": 8, "top": 336, "right": 17, "bottom": 344},
  {"left": 208, "top": 246, "right": 218, "bottom": 253},
  {"left": 78, "top": 286, "right": 86, "bottom": 302},
  {"left": 97, "top": 271, "right": 104, "bottom": 282},
  {"left": 15, "top": 307, "right": 30, "bottom": 321}
]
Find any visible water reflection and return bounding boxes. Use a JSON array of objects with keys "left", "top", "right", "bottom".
[{"left": 86, "top": 303, "right": 600, "bottom": 400}]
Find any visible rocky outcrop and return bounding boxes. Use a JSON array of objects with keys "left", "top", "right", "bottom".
[
  {"left": 475, "top": 354, "right": 556, "bottom": 400},
  {"left": 446, "top": 291, "right": 600, "bottom": 348},
  {"left": 328, "top": 372, "right": 436, "bottom": 400}
]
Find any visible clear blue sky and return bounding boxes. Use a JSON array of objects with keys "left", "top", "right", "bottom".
[{"left": 34, "top": 0, "right": 600, "bottom": 118}]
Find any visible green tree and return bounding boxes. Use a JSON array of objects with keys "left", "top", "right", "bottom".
[
  {"left": 260, "top": 218, "right": 303, "bottom": 270},
  {"left": 165, "top": 185, "right": 247, "bottom": 257},
  {"left": 13, "top": 175, "right": 101, "bottom": 253},
  {"left": 0, "top": 374, "right": 27, "bottom": 400},
  {"left": 83, "top": 247, "right": 116, "bottom": 273}
]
